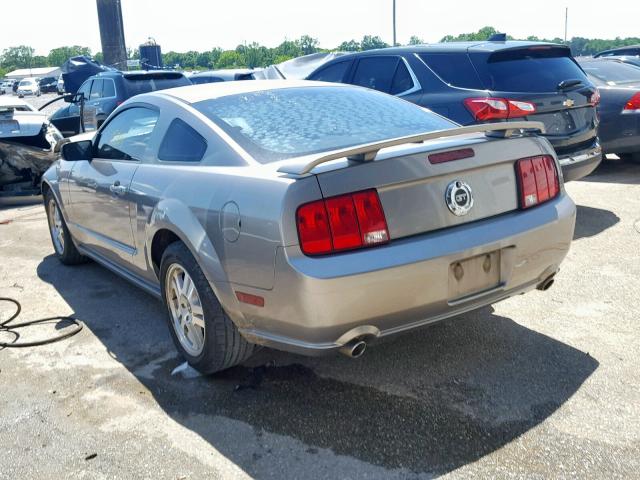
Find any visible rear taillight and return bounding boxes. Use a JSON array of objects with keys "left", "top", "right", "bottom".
[
  {"left": 464, "top": 97, "right": 536, "bottom": 121},
  {"left": 296, "top": 189, "right": 389, "bottom": 255},
  {"left": 623, "top": 92, "right": 640, "bottom": 113},
  {"left": 515, "top": 155, "right": 560, "bottom": 209},
  {"left": 589, "top": 89, "right": 601, "bottom": 106}
]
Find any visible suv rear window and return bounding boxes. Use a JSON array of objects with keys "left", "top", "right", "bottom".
[
  {"left": 123, "top": 73, "right": 191, "bottom": 96},
  {"left": 419, "top": 53, "right": 483, "bottom": 89},
  {"left": 470, "top": 47, "right": 589, "bottom": 93}
]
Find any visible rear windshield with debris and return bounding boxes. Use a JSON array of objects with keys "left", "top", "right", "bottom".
[{"left": 194, "top": 86, "right": 456, "bottom": 163}]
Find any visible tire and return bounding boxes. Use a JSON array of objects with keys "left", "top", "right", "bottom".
[
  {"left": 44, "top": 190, "right": 86, "bottom": 265},
  {"left": 160, "top": 242, "right": 255, "bottom": 374},
  {"left": 619, "top": 153, "right": 640, "bottom": 163}
]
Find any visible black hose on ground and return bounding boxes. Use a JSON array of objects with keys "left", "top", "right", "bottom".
[{"left": 0, "top": 297, "right": 83, "bottom": 348}]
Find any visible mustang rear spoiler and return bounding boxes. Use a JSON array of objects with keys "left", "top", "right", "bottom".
[{"left": 277, "top": 121, "right": 546, "bottom": 176}]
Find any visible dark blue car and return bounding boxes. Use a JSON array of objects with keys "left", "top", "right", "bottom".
[
  {"left": 307, "top": 41, "right": 602, "bottom": 181},
  {"left": 579, "top": 58, "right": 640, "bottom": 162},
  {"left": 50, "top": 70, "right": 191, "bottom": 137}
]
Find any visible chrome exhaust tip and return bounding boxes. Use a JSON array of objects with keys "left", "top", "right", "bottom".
[
  {"left": 537, "top": 274, "right": 556, "bottom": 291},
  {"left": 339, "top": 339, "right": 367, "bottom": 358}
]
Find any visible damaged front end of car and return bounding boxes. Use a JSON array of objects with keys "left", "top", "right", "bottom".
[{"left": 0, "top": 107, "right": 63, "bottom": 199}]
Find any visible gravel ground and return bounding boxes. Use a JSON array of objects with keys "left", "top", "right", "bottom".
[
  {"left": 6, "top": 91, "right": 67, "bottom": 117},
  {"left": 0, "top": 159, "right": 639, "bottom": 479}
]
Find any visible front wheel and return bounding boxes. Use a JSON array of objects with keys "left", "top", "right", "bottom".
[
  {"left": 160, "top": 242, "right": 256, "bottom": 374},
  {"left": 45, "top": 190, "right": 86, "bottom": 265}
]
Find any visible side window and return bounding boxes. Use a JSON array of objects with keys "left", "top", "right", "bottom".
[
  {"left": 89, "top": 79, "right": 103, "bottom": 99},
  {"left": 351, "top": 57, "right": 399, "bottom": 93},
  {"left": 390, "top": 60, "right": 414, "bottom": 95},
  {"left": 308, "top": 61, "right": 352, "bottom": 83},
  {"left": 158, "top": 118, "right": 207, "bottom": 162},
  {"left": 77, "top": 80, "right": 92, "bottom": 99},
  {"left": 96, "top": 107, "right": 159, "bottom": 161},
  {"left": 419, "top": 53, "right": 484, "bottom": 89},
  {"left": 102, "top": 79, "right": 115, "bottom": 97}
]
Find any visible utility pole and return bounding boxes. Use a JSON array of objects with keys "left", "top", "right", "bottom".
[
  {"left": 564, "top": 7, "right": 568, "bottom": 44},
  {"left": 96, "top": 0, "right": 127, "bottom": 70},
  {"left": 392, "top": 0, "right": 397, "bottom": 46}
]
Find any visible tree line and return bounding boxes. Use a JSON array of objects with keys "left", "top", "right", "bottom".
[{"left": 2, "top": 28, "right": 639, "bottom": 77}]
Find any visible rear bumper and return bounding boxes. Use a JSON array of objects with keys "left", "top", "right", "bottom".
[
  {"left": 557, "top": 142, "right": 602, "bottom": 182},
  {"left": 231, "top": 194, "right": 576, "bottom": 356}
]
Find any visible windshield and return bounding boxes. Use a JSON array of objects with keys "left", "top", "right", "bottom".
[
  {"left": 580, "top": 61, "right": 640, "bottom": 85},
  {"left": 19, "top": 80, "right": 33, "bottom": 86},
  {"left": 194, "top": 86, "right": 456, "bottom": 163}
]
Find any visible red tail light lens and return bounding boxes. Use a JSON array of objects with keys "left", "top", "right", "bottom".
[
  {"left": 296, "top": 201, "right": 332, "bottom": 255},
  {"left": 352, "top": 190, "right": 389, "bottom": 246},
  {"left": 296, "top": 189, "right": 389, "bottom": 255},
  {"left": 589, "top": 89, "right": 601, "bottom": 106},
  {"left": 623, "top": 92, "right": 640, "bottom": 112},
  {"left": 515, "top": 155, "right": 560, "bottom": 209},
  {"left": 464, "top": 97, "right": 536, "bottom": 121}
]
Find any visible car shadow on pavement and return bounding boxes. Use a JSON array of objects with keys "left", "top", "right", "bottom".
[
  {"left": 37, "top": 255, "right": 598, "bottom": 477},
  {"left": 580, "top": 157, "right": 640, "bottom": 184},
  {"left": 573, "top": 205, "right": 620, "bottom": 240}
]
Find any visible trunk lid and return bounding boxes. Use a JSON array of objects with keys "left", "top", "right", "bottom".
[{"left": 311, "top": 134, "right": 546, "bottom": 240}]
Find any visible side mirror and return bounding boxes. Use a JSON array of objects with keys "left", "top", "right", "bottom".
[{"left": 61, "top": 140, "right": 93, "bottom": 162}]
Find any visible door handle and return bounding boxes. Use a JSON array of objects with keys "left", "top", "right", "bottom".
[{"left": 109, "top": 181, "right": 128, "bottom": 196}]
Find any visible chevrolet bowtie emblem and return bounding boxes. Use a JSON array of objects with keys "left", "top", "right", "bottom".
[{"left": 563, "top": 99, "right": 575, "bottom": 107}]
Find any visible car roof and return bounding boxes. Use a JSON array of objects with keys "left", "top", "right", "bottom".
[
  {"left": 153, "top": 79, "right": 344, "bottom": 104},
  {"left": 94, "top": 70, "right": 186, "bottom": 79},
  {"left": 327, "top": 40, "right": 567, "bottom": 59},
  {"left": 0, "top": 96, "right": 36, "bottom": 110},
  {"left": 191, "top": 69, "right": 256, "bottom": 78},
  {"left": 595, "top": 44, "right": 640, "bottom": 56}
]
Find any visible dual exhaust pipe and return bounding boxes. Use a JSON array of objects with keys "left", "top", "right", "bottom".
[{"left": 340, "top": 273, "right": 557, "bottom": 359}]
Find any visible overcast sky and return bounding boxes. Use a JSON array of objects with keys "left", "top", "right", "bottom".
[{"left": 1, "top": 0, "right": 635, "bottom": 55}]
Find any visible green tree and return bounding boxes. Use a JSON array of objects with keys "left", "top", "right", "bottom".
[
  {"left": 275, "top": 40, "right": 302, "bottom": 58},
  {"left": 47, "top": 46, "right": 91, "bottom": 67},
  {"left": 299, "top": 35, "right": 319, "bottom": 55},
  {"left": 337, "top": 39, "right": 360, "bottom": 51},
  {"left": 408, "top": 35, "right": 424, "bottom": 45},
  {"left": 0, "top": 45, "right": 36, "bottom": 71},
  {"left": 361, "top": 35, "right": 389, "bottom": 51},
  {"left": 216, "top": 50, "right": 243, "bottom": 69}
]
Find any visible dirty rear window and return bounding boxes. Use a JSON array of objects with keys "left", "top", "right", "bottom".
[{"left": 194, "top": 86, "right": 455, "bottom": 164}]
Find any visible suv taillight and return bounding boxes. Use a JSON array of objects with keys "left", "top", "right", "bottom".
[
  {"left": 296, "top": 189, "right": 389, "bottom": 255},
  {"left": 515, "top": 156, "right": 560, "bottom": 209},
  {"left": 623, "top": 92, "right": 640, "bottom": 113},
  {"left": 464, "top": 97, "right": 537, "bottom": 121},
  {"left": 589, "top": 89, "right": 601, "bottom": 106}
]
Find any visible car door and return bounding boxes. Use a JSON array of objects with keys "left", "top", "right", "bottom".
[
  {"left": 51, "top": 80, "right": 92, "bottom": 136},
  {"left": 82, "top": 78, "right": 103, "bottom": 132},
  {"left": 67, "top": 106, "right": 160, "bottom": 265}
]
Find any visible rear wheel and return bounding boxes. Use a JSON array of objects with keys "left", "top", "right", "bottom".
[
  {"left": 45, "top": 190, "right": 86, "bottom": 265},
  {"left": 160, "top": 242, "right": 255, "bottom": 374}
]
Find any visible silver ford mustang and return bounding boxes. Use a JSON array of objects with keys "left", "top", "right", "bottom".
[{"left": 42, "top": 80, "right": 576, "bottom": 373}]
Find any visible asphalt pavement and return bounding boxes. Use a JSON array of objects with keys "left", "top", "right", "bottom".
[{"left": 0, "top": 158, "right": 639, "bottom": 479}]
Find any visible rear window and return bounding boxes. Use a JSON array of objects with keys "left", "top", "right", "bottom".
[
  {"left": 580, "top": 61, "right": 640, "bottom": 85},
  {"left": 194, "top": 86, "right": 456, "bottom": 164},
  {"left": 470, "top": 47, "right": 589, "bottom": 93},
  {"left": 420, "top": 53, "right": 483, "bottom": 89},
  {"left": 190, "top": 76, "right": 224, "bottom": 84},
  {"left": 123, "top": 73, "right": 191, "bottom": 96}
]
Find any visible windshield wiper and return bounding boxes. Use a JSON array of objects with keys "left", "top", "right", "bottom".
[{"left": 557, "top": 79, "right": 584, "bottom": 91}]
